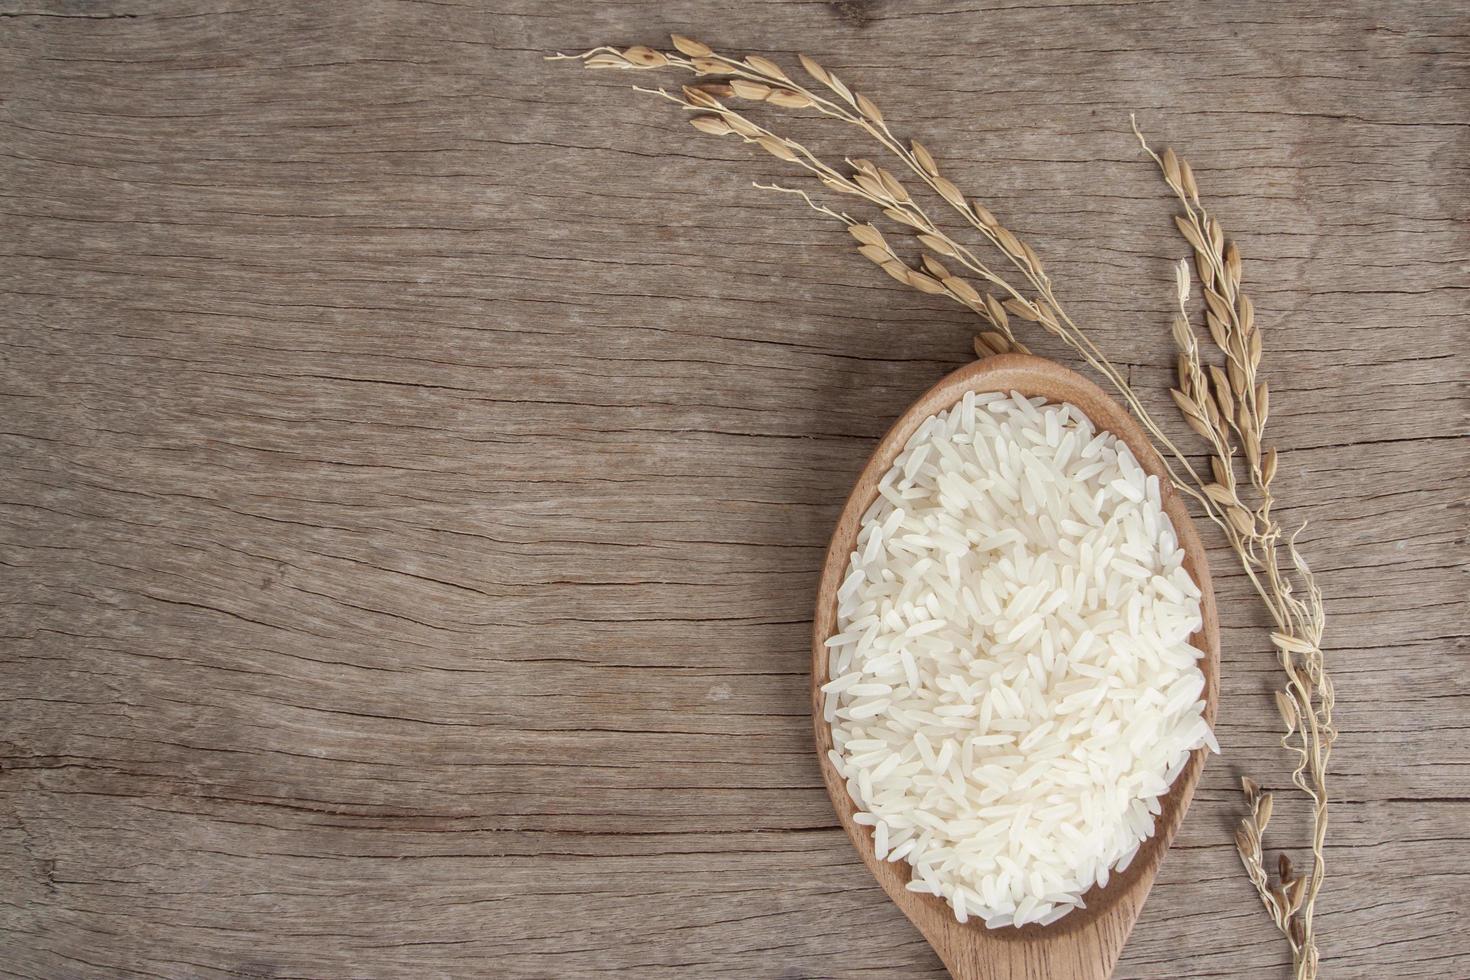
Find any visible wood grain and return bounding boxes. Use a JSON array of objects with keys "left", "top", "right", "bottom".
[
  {"left": 811, "top": 354, "right": 1222, "bottom": 980},
  {"left": 0, "top": 1, "right": 1465, "bottom": 978}
]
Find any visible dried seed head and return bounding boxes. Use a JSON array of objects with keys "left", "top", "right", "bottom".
[
  {"left": 907, "top": 269, "right": 947, "bottom": 294},
  {"left": 622, "top": 45, "right": 668, "bottom": 67},
  {"left": 585, "top": 52, "right": 631, "bottom": 69},
  {"left": 920, "top": 254, "right": 950, "bottom": 280},
  {"left": 857, "top": 244, "right": 891, "bottom": 266},
  {"left": 984, "top": 294, "right": 1009, "bottom": 329},
  {"left": 877, "top": 168, "right": 909, "bottom": 203},
  {"left": 847, "top": 223, "right": 884, "bottom": 248},
  {"left": 691, "top": 56, "right": 725, "bottom": 75},
  {"left": 1234, "top": 823, "right": 1256, "bottom": 858},
  {"left": 1256, "top": 792, "right": 1274, "bottom": 831},
  {"left": 853, "top": 173, "right": 888, "bottom": 200},
  {"left": 726, "top": 115, "right": 760, "bottom": 138},
  {"left": 855, "top": 92, "right": 884, "bottom": 123},
  {"left": 1210, "top": 365, "right": 1235, "bottom": 419},
  {"left": 1287, "top": 875, "right": 1307, "bottom": 912},
  {"left": 880, "top": 260, "right": 910, "bottom": 284},
  {"left": 1274, "top": 689, "right": 1297, "bottom": 734},
  {"left": 1256, "top": 381, "right": 1270, "bottom": 423},
  {"left": 1003, "top": 298, "right": 1040, "bottom": 322},
  {"left": 932, "top": 175, "right": 967, "bottom": 210},
  {"left": 694, "top": 82, "right": 735, "bottom": 97},
  {"left": 1204, "top": 483, "right": 1236, "bottom": 507},
  {"left": 730, "top": 79, "right": 772, "bottom": 100},
  {"left": 1162, "top": 147, "right": 1182, "bottom": 188},
  {"left": 767, "top": 89, "right": 813, "bottom": 109},
  {"left": 882, "top": 207, "right": 923, "bottom": 230},
  {"left": 971, "top": 202, "right": 999, "bottom": 228},
  {"left": 797, "top": 53, "right": 830, "bottom": 84},
  {"left": 1262, "top": 446, "right": 1279, "bottom": 485},
  {"left": 1174, "top": 258, "right": 1192, "bottom": 303},
  {"left": 689, "top": 115, "right": 734, "bottom": 137},
  {"left": 671, "top": 34, "right": 713, "bottom": 58},
  {"left": 1249, "top": 329, "right": 1263, "bottom": 369},
  {"left": 1180, "top": 158, "right": 1200, "bottom": 203},
  {"left": 681, "top": 85, "right": 723, "bottom": 109},
  {"left": 744, "top": 54, "right": 789, "bottom": 81},
  {"left": 1175, "top": 214, "right": 1205, "bottom": 252},
  {"left": 1239, "top": 293, "right": 1256, "bottom": 334},
  {"left": 1210, "top": 455, "right": 1231, "bottom": 487},
  {"left": 944, "top": 276, "right": 981, "bottom": 305},
  {"left": 756, "top": 135, "right": 798, "bottom": 162},
  {"left": 911, "top": 140, "right": 938, "bottom": 177},
  {"left": 917, "top": 233, "right": 957, "bottom": 258}
]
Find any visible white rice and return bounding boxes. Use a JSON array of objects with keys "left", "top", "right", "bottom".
[{"left": 823, "top": 390, "right": 1214, "bottom": 928}]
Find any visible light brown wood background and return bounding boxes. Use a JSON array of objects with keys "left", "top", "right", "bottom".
[{"left": 1, "top": 2, "right": 1465, "bottom": 978}]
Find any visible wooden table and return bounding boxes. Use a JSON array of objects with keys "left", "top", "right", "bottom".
[{"left": 3, "top": 3, "right": 1465, "bottom": 977}]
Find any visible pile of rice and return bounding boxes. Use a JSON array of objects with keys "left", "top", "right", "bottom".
[{"left": 822, "top": 390, "right": 1214, "bottom": 929}]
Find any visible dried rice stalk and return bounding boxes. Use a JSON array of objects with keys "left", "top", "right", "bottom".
[{"left": 554, "top": 41, "right": 1334, "bottom": 978}]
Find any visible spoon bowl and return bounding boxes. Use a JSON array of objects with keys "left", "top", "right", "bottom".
[{"left": 812, "top": 353, "right": 1220, "bottom": 980}]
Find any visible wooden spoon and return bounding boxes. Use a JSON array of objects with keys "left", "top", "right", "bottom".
[{"left": 811, "top": 353, "right": 1220, "bottom": 980}]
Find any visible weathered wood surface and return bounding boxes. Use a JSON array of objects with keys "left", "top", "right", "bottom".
[{"left": 1, "top": 2, "right": 1465, "bottom": 977}]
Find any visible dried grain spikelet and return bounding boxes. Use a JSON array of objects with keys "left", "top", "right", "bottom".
[
  {"left": 1242, "top": 776, "right": 1261, "bottom": 800},
  {"left": 1287, "top": 876, "right": 1307, "bottom": 913},
  {"left": 1175, "top": 214, "right": 1206, "bottom": 252},
  {"left": 1205, "top": 312, "right": 1230, "bottom": 351},
  {"left": 1271, "top": 632, "right": 1316, "bottom": 655},
  {"left": 880, "top": 260, "right": 910, "bottom": 284},
  {"left": 797, "top": 53, "right": 830, "bottom": 84},
  {"left": 854, "top": 173, "right": 889, "bottom": 200},
  {"left": 932, "top": 175, "right": 967, "bottom": 209},
  {"left": 983, "top": 294, "right": 1009, "bottom": 329},
  {"left": 1278, "top": 854, "right": 1294, "bottom": 883},
  {"left": 974, "top": 334, "right": 1005, "bottom": 358},
  {"left": 826, "top": 72, "right": 855, "bottom": 105},
  {"left": 767, "top": 89, "right": 813, "bottom": 109},
  {"left": 689, "top": 115, "right": 734, "bottom": 137},
  {"left": 1239, "top": 293, "right": 1256, "bottom": 334},
  {"left": 671, "top": 34, "right": 713, "bottom": 58},
  {"left": 847, "top": 223, "right": 884, "bottom": 248},
  {"left": 1210, "top": 365, "right": 1235, "bottom": 418},
  {"left": 1162, "top": 147, "right": 1182, "bottom": 189},
  {"left": 726, "top": 115, "right": 761, "bottom": 139},
  {"left": 1203, "top": 288, "right": 1232, "bottom": 327},
  {"left": 1227, "top": 358, "right": 1247, "bottom": 397},
  {"left": 995, "top": 227, "right": 1026, "bottom": 260},
  {"left": 691, "top": 56, "right": 725, "bottom": 75},
  {"left": 681, "top": 85, "right": 723, "bottom": 109},
  {"left": 907, "top": 269, "right": 947, "bottom": 294},
  {"left": 622, "top": 45, "right": 668, "bottom": 67},
  {"left": 944, "top": 276, "right": 982, "bottom": 305},
  {"left": 1207, "top": 216, "right": 1225, "bottom": 254},
  {"left": 972, "top": 201, "right": 999, "bottom": 228},
  {"left": 849, "top": 158, "right": 879, "bottom": 177},
  {"left": 693, "top": 82, "right": 735, "bottom": 97},
  {"left": 917, "top": 233, "right": 957, "bottom": 258},
  {"left": 585, "top": 53, "right": 631, "bottom": 69},
  {"left": 730, "top": 79, "right": 772, "bottom": 100},
  {"left": 1256, "top": 381, "right": 1270, "bottom": 424},
  {"left": 1002, "top": 297, "right": 1041, "bottom": 322},
  {"left": 1204, "top": 483, "right": 1236, "bottom": 507},
  {"left": 1249, "top": 329, "right": 1263, "bottom": 369},
  {"left": 857, "top": 244, "right": 891, "bottom": 266},
  {"left": 744, "top": 54, "right": 789, "bottom": 81},
  {"left": 979, "top": 331, "right": 1013, "bottom": 354},
  {"left": 882, "top": 207, "right": 924, "bottom": 230},
  {"left": 1242, "top": 425, "right": 1262, "bottom": 469},
  {"left": 1234, "top": 822, "right": 1257, "bottom": 857},
  {"left": 1262, "top": 446, "right": 1279, "bottom": 485},
  {"left": 911, "top": 140, "right": 938, "bottom": 177},
  {"left": 820, "top": 174, "right": 862, "bottom": 196},
  {"left": 1210, "top": 455, "right": 1231, "bottom": 488},
  {"left": 1020, "top": 241, "right": 1045, "bottom": 276},
  {"left": 1225, "top": 242, "right": 1243, "bottom": 288},
  {"left": 1256, "top": 792, "right": 1274, "bottom": 831},
  {"left": 1196, "top": 250, "right": 1215, "bottom": 290},
  {"left": 921, "top": 254, "right": 950, "bottom": 280},
  {"left": 854, "top": 92, "right": 884, "bottom": 123},
  {"left": 1180, "top": 158, "right": 1200, "bottom": 203},
  {"left": 877, "top": 168, "right": 910, "bottom": 202},
  {"left": 1274, "top": 690, "right": 1297, "bottom": 733},
  {"left": 757, "top": 135, "right": 799, "bottom": 162}
]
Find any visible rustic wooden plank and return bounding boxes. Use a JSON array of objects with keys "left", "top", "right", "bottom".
[{"left": 1, "top": 1, "right": 1465, "bottom": 978}]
